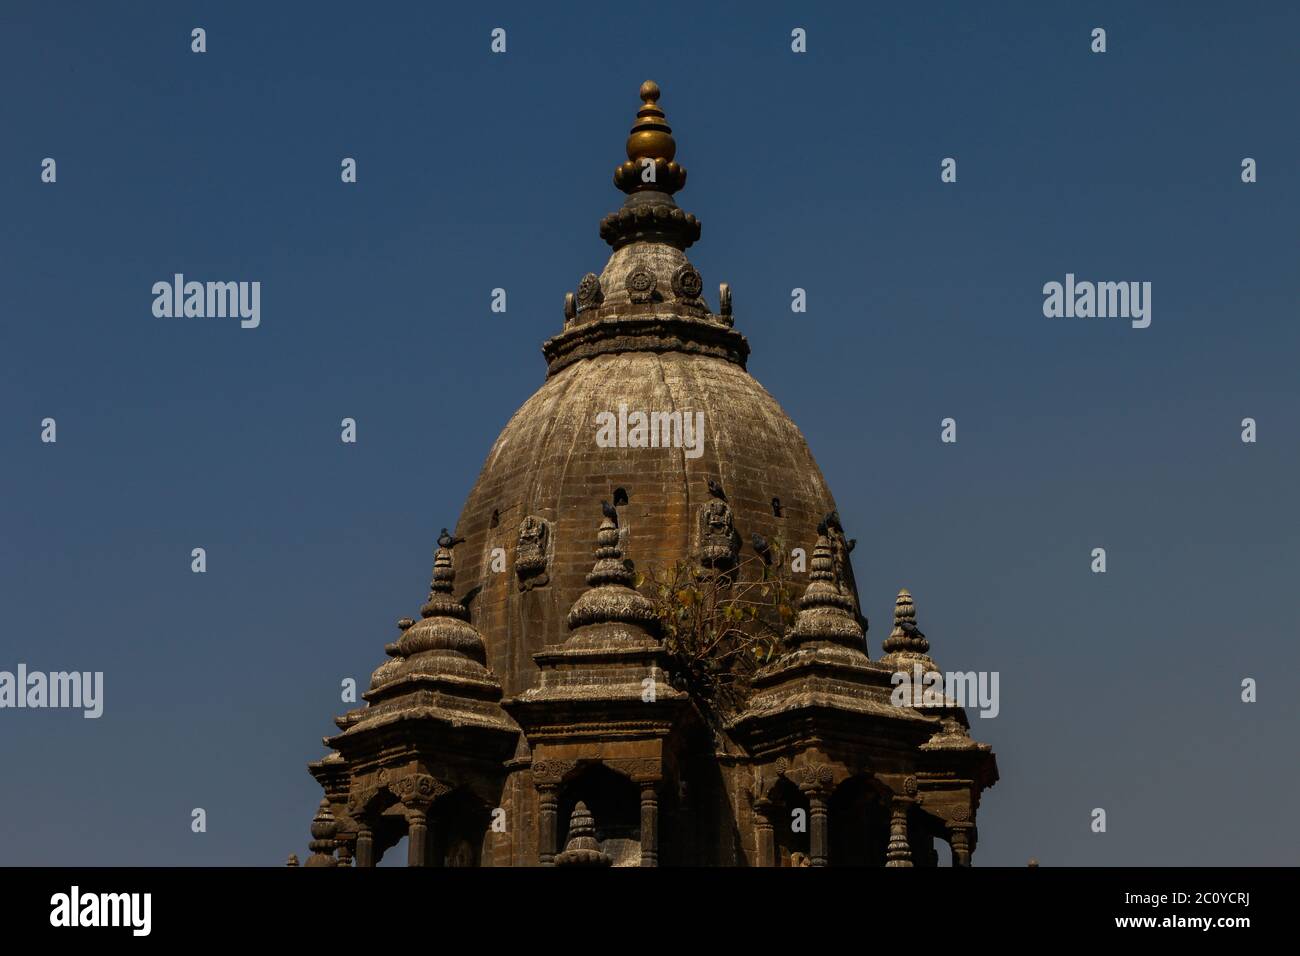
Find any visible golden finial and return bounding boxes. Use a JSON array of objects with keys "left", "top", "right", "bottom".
[{"left": 614, "top": 80, "right": 687, "bottom": 195}]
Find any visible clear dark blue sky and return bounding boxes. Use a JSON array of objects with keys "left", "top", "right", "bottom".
[{"left": 2, "top": 1, "right": 1297, "bottom": 865}]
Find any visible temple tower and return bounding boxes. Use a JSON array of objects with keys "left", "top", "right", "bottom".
[{"left": 304, "top": 81, "right": 997, "bottom": 867}]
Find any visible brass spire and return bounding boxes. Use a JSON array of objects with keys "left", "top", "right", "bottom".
[{"left": 614, "top": 80, "right": 687, "bottom": 195}]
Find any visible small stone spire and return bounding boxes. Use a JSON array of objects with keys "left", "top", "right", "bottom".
[
  {"left": 367, "top": 618, "right": 412, "bottom": 691},
  {"left": 566, "top": 503, "right": 658, "bottom": 634},
  {"left": 285, "top": 853, "right": 299, "bottom": 867},
  {"left": 393, "top": 539, "right": 490, "bottom": 665},
  {"left": 419, "top": 540, "right": 467, "bottom": 621},
  {"left": 614, "top": 81, "right": 687, "bottom": 195},
  {"left": 882, "top": 588, "right": 930, "bottom": 656},
  {"left": 554, "top": 802, "right": 613, "bottom": 866},
  {"left": 304, "top": 799, "right": 338, "bottom": 867},
  {"left": 785, "top": 535, "right": 866, "bottom": 650}
]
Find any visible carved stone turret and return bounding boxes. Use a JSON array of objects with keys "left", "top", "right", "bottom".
[
  {"left": 880, "top": 588, "right": 934, "bottom": 667},
  {"left": 304, "top": 799, "right": 338, "bottom": 867},
  {"left": 553, "top": 802, "right": 613, "bottom": 867},
  {"left": 729, "top": 535, "right": 936, "bottom": 756},
  {"left": 330, "top": 540, "right": 516, "bottom": 740},
  {"left": 505, "top": 504, "right": 687, "bottom": 711}
]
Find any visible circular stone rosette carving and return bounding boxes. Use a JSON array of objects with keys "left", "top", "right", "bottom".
[
  {"left": 903, "top": 776, "right": 918, "bottom": 796},
  {"left": 626, "top": 267, "right": 657, "bottom": 303},
  {"left": 576, "top": 273, "right": 603, "bottom": 311},
  {"left": 672, "top": 264, "right": 703, "bottom": 300}
]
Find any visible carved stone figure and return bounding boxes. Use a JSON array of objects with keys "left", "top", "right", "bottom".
[
  {"left": 697, "top": 497, "right": 739, "bottom": 569},
  {"left": 515, "top": 514, "right": 551, "bottom": 591}
]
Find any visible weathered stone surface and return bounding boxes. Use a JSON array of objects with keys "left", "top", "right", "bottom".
[{"left": 302, "top": 80, "right": 997, "bottom": 868}]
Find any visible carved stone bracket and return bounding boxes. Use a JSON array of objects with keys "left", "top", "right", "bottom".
[
  {"left": 796, "top": 763, "right": 835, "bottom": 796},
  {"left": 346, "top": 785, "right": 388, "bottom": 820},
  {"left": 531, "top": 759, "right": 578, "bottom": 786},
  {"left": 604, "top": 757, "right": 663, "bottom": 783},
  {"left": 388, "top": 773, "right": 450, "bottom": 811}
]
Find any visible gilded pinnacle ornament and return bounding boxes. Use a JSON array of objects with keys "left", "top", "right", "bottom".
[{"left": 614, "top": 80, "right": 688, "bottom": 195}]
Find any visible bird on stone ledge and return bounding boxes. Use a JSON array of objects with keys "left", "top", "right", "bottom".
[
  {"left": 601, "top": 500, "right": 620, "bottom": 525},
  {"left": 437, "top": 528, "right": 465, "bottom": 549}
]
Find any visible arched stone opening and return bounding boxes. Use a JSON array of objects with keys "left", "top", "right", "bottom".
[
  {"left": 370, "top": 812, "right": 409, "bottom": 867},
  {"left": 768, "top": 776, "right": 811, "bottom": 867},
  {"left": 557, "top": 763, "right": 641, "bottom": 866},
  {"left": 827, "top": 776, "right": 890, "bottom": 866},
  {"left": 434, "top": 788, "right": 494, "bottom": 867}
]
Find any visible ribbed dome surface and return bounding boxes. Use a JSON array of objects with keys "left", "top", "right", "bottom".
[{"left": 450, "top": 348, "right": 845, "bottom": 697}]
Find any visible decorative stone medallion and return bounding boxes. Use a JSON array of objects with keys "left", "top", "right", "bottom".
[
  {"left": 576, "top": 273, "right": 603, "bottom": 312},
  {"left": 626, "top": 267, "right": 657, "bottom": 304},
  {"left": 672, "top": 264, "right": 703, "bottom": 301}
]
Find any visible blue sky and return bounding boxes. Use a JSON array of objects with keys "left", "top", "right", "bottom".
[{"left": 1, "top": 1, "right": 1297, "bottom": 865}]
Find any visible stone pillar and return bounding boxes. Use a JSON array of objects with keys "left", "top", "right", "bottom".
[
  {"left": 355, "top": 825, "right": 374, "bottom": 868},
  {"left": 305, "top": 799, "right": 339, "bottom": 867},
  {"left": 335, "top": 836, "right": 355, "bottom": 869},
  {"left": 950, "top": 824, "right": 973, "bottom": 867},
  {"left": 407, "top": 808, "right": 429, "bottom": 867},
  {"left": 753, "top": 797, "right": 776, "bottom": 868},
  {"left": 808, "top": 791, "right": 829, "bottom": 867},
  {"left": 886, "top": 799, "right": 913, "bottom": 868},
  {"left": 353, "top": 827, "right": 374, "bottom": 863},
  {"left": 538, "top": 784, "right": 559, "bottom": 866},
  {"left": 639, "top": 781, "right": 660, "bottom": 867}
]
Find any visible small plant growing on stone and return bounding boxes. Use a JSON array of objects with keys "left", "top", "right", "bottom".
[{"left": 645, "top": 543, "right": 797, "bottom": 725}]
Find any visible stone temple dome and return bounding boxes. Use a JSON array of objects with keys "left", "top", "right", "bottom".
[{"left": 305, "top": 81, "right": 997, "bottom": 869}]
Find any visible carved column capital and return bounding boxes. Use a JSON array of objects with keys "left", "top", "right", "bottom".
[
  {"left": 531, "top": 759, "right": 577, "bottom": 786},
  {"left": 389, "top": 772, "right": 449, "bottom": 812},
  {"left": 949, "top": 821, "right": 974, "bottom": 867},
  {"left": 797, "top": 763, "right": 835, "bottom": 798}
]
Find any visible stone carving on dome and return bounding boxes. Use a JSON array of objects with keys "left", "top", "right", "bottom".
[
  {"left": 697, "top": 498, "right": 739, "bottom": 571},
  {"left": 515, "top": 514, "right": 551, "bottom": 592},
  {"left": 626, "top": 267, "right": 658, "bottom": 304},
  {"left": 576, "top": 273, "right": 604, "bottom": 313},
  {"left": 672, "top": 264, "right": 703, "bottom": 302}
]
